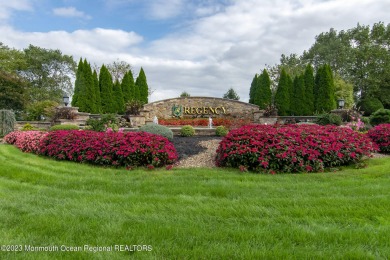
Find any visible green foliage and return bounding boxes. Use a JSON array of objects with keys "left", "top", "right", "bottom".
[
  {"left": 50, "top": 124, "right": 79, "bottom": 131},
  {"left": 180, "top": 125, "right": 195, "bottom": 137},
  {"left": 223, "top": 88, "right": 240, "bottom": 100},
  {"left": 315, "top": 113, "right": 342, "bottom": 126},
  {"left": 358, "top": 97, "right": 384, "bottom": 116},
  {"left": 125, "top": 100, "right": 144, "bottom": 115},
  {"left": 51, "top": 107, "right": 77, "bottom": 122},
  {"left": 291, "top": 75, "right": 306, "bottom": 115},
  {"left": 86, "top": 114, "right": 118, "bottom": 132},
  {"left": 73, "top": 59, "right": 98, "bottom": 113},
  {"left": 0, "top": 71, "right": 27, "bottom": 111},
  {"left": 369, "top": 109, "right": 390, "bottom": 126},
  {"left": 25, "top": 100, "right": 58, "bottom": 121},
  {"left": 303, "top": 64, "right": 315, "bottom": 115},
  {"left": 99, "top": 65, "right": 115, "bottom": 113},
  {"left": 254, "top": 69, "right": 272, "bottom": 109},
  {"left": 274, "top": 69, "right": 290, "bottom": 116},
  {"left": 249, "top": 74, "right": 258, "bottom": 104},
  {"left": 0, "top": 110, "right": 15, "bottom": 137},
  {"left": 106, "top": 60, "right": 132, "bottom": 82},
  {"left": 334, "top": 75, "right": 354, "bottom": 109},
  {"left": 112, "top": 80, "right": 124, "bottom": 114},
  {"left": 121, "top": 71, "right": 135, "bottom": 103},
  {"left": 21, "top": 123, "right": 36, "bottom": 131},
  {"left": 136, "top": 67, "right": 148, "bottom": 104},
  {"left": 139, "top": 124, "right": 173, "bottom": 141},
  {"left": 314, "top": 64, "right": 336, "bottom": 112},
  {"left": 92, "top": 70, "right": 101, "bottom": 113},
  {"left": 180, "top": 91, "right": 191, "bottom": 98},
  {"left": 22, "top": 44, "right": 76, "bottom": 103},
  {"left": 215, "top": 125, "right": 228, "bottom": 137}
]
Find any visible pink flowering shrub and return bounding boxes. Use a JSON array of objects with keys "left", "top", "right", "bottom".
[
  {"left": 14, "top": 131, "right": 48, "bottom": 153},
  {"left": 216, "top": 124, "right": 377, "bottom": 173},
  {"left": 38, "top": 130, "right": 178, "bottom": 167},
  {"left": 368, "top": 124, "right": 390, "bottom": 153},
  {"left": 4, "top": 131, "right": 22, "bottom": 144}
]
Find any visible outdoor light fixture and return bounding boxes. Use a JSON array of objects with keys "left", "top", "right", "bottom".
[
  {"left": 337, "top": 98, "right": 345, "bottom": 109},
  {"left": 63, "top": 95, "right": 69, "bottom": 107}
]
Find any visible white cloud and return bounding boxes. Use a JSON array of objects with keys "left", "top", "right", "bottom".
[
  {"left": 52, "top": 6, "right": 92, "bottom": 20},
  {"left": 0, "top": 1, "right": 32, "bottom": 20},
  {"left": 147, "top": 0, "right": 183, "bottom": 20}
]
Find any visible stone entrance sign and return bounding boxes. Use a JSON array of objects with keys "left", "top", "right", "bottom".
[{"left": 141, "top": 97, "right": 259, "bottom": 122}]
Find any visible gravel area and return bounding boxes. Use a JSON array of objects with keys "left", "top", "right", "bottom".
[{"left": 172, "top": 136, "right": 222, "bottom": 168}]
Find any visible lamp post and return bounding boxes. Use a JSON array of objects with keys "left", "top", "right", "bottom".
[
  {"left": 337, "top": 98, "right": 345, "bottom": 109},
  {"left": 63, "top": 95, "right": 69, "bottom": 107}
]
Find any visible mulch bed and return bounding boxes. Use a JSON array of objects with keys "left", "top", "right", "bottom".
[{"left": 171, "top": 136, "right": 222, "bottom": 160}]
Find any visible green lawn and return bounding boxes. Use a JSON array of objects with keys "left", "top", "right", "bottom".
[{"left": 0, "top": 144, "right": 389, "bottom": 259}]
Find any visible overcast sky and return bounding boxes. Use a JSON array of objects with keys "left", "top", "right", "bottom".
[{"left": 0, "top": 0, "right": 389, "bottom": 102}]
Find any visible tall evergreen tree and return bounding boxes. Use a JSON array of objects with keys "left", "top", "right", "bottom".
[
  {"left": 315, "top": 64, "right": 336, "bottom": 112},
  {"left": 249, "top": 74, "right": 258, "bottom": 104},
  {"left": 99, "top": 64, "right": 114, "bottom": 113},
  {"left": 303, "top": 64, "right": 315, "bottom": 115},
  {"left": 291, "top": 75, "right": 306, "bottom": 115},
  {"left": 254, "top": 69, "right": 272, "bottom": 109},
  {"left": 113, "top": 79, "right": 125, "bottom": 113},
  {"left": 135, "top": 67, "right": 149, "bottom": 104},
  {"left": 71, "top": 58, "right": 84, "bottom": 108},
  {"left": 82, "top": 59, "right": 96, "bottom": 113},
  {"left": 121, "top": 71, "right": 135, "bottom": 103},
  {"left": 274, "top": 68, "right": 291, "bottom": 116},
  {"left": 93, "top": 70, "right": 101, "bottom": 113}
]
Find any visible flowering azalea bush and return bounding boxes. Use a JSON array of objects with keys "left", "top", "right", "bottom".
[
  {"left": 13, "top": 131, "right": 48, "bottom": 153},
  {"left": 368, "top": 124, "right": 390, "bottom": 153},
  {"left": 38, "top": 130, "right": 178, "bottom": 167},
  {"left": 216, "top": 124, "right": 377, "bottom": 173},
  {"left": 4, "top": 131, "right": 22, "bottom": 144}
]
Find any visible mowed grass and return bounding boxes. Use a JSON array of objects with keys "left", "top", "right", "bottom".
[{"left": 0, "top": 145, "right": 390, "bottom": 259}]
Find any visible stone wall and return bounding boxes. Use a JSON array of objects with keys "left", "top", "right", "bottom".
[{"left": 142, "top": 97, "right": 259, "bottom": 121}]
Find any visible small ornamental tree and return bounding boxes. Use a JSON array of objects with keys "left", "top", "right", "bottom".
[
  {"left": 223, "top": 88, "right": 240, "bottom": 100},
  {"left": 0, "top": 110, "right": 15, "bottom": 137},
  {"left": 274, "top": 68, "right": 290, "bottom": 116}
]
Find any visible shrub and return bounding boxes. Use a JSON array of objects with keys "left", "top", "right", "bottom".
[
  {"left": 38, "top": 130, "right": 177, "bottom": 167},
  {"left": 369, "top": 109, "right": 390, "bottom": 126},
  {"left": 21, "top": 123, "right": 37, "bottom": 131},
  {"left": 25, "top": 100, "right": 58, "bottom": 121},
  {"left": 125, "top": 100, "right": 144, "bottom": 115},
  {"left": 50, "top": 124, "right": 79, "bottom": 131},
  {"left": 215, "top": 126, "right": 228, "bottom": 137},
  {"left": 139, "top": 124, "right": 173, "bottom": 141},
  {"left": 13, "top": 131, "right": 48, "bottom": 153},
  {"left": 180, "top": 125, "right": 195, "bottom": 137},
  {"left": 51, "top": 107, "right": 77, "bottom": 122},
  {"left": 0, "top": 110, "right": 15, "bottom": 137},
  {"left": 368, "top": 124, "right": 390, "bottom": 153},
  {"left": 315, "top": 113, "right": 342, "bottom": 126},
  {"left": 4, "top": 131, "right": 22, "bottom": 144},
  {"left": 358, "top": 97, "right": 384, "bottom": 116},
  {"left": 216, "top": 124, "right": 377, "bottom": 173},
  {"left": 86, "top": 114, "right": 118, "bottom": 132}
]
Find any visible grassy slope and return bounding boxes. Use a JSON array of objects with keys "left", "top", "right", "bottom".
[{"left": 0, "top": 144, "right": 389, "bottom": 259}]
